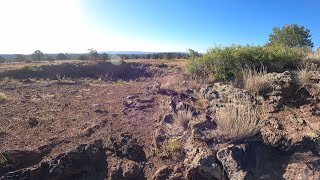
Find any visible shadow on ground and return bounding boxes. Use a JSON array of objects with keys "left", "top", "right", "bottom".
[{"left": 0, "top": 62, "right": 153, "bottom": 81}]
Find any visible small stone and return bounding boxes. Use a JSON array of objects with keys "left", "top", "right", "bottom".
[
  {"left": 28, "top": 117, "right": 39, "bottom": 127},
  {"left": 126, "top": 95, "right": 139, "bottom": 99},
  {"left": 67, "top": 90, "right": 79, "bottom": 95},
  {"left": 124, "top": 100, "right": 134, "bottom": 108},
  {"left": 80, "top": 128, "right": 94, "bottom": 137},
  {"left": 94, "top": 108, "right": 108, "bottom": 114},
  {"left": 163, "top": 114, "right": 174, "bottom": 123},
  {"left": 148, "top": 81, "right": 161, "bottom": 94},
  {"left": 186, "top": 89, "right": 194, "bottom": 94}
]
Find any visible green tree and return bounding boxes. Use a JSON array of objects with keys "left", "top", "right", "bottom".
[
  {"left": 187, "top": 48, "right": 202, "bottom": 59},
  {"left": 55, "top": 53, "right": 68, "bottom": 60},
  {"left": 45, "top": 55, "right": 54, "bottom": 62},
  {"left": 0, "top": 56, "right": 6, "bottom": 63},
  {"left": 268, "top": 24, "right": 314, "bottom": 48},
  {"left": 88, "top": 48, "right": 99, "bottom": 61},
  {"left": 100, "top": 53, "right": 109, "bottom": 61},
  {"left": 78, "top": 55, "right": 88, "bottom": 60},
  {"left": 32, "top": 50, "right": 45, "bottom": 61},
  {"left": 14, "top": 54, "right": 26, "bottom": 62}
]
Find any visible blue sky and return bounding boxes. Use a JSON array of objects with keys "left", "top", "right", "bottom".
[{"left": 0, "top": 0, "right": 319, "bottom": 53}]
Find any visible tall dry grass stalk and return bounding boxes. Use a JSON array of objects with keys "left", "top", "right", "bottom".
[
  {"left": 162, "top": 75, "right": 184, "bottom": 89},
  {"left": 216, "top": 103, "right": 263, "bottom": 142},
  {"left": 187, "top": 80, "right": 202, "bottom": 90},
  {"left": 242, "top": 66, "right": 269, "bottom": 93},
  {"left": 297, "top": 67, "right": 310, "bottom": 87},
  {"left": 174, "top": 109, "right": 193, "bottom": 130},
  {"left": 305, "top": 50, "right": 320, "bottom": 65}
]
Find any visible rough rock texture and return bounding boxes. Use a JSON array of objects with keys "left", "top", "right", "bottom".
[
  {"left": 0, "top": 140, "right": 106, "bottom": 180},
  {"left": 217, "top": 144, "right": 252, "bottom": 180},
  {"left": 283, "top": 152, "right": 320, "bottom": 180},
  {"left": 152, "top": 165, "right": 173, "bottom": 180},
  {"left": 148, "top": 81, "right": 161, "bottom": 94},
  {"left": 260, "top": 113, "right": 320, "bottom": 153},
  {"left": 122, "top": 161, "right": 144, "bottom": 179},
  {"left": 107, "top": 132, "right": 147, "bottom": 162},
  {"left": 109, "top": 161, "right": 144, "bottom": 180},
  {"left": 200, "top": 83, "right": 261, "bottom": 116},
  {"left": 184, "top": 143, "right": 224, "bottom": 180},
  {"left": 216, "top": 143, "right": 289, "bottom": 180},
  {"left": 124, "top": 94, "right": 154, "bottom": 110},
  {"left": 0, "top": 148, "right": 50, "bottom": 176}
]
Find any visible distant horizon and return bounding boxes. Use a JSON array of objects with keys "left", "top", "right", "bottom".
[
  {"left": 0, "top": 50, "right": 188, "bottom": 56},
  {"left": 0, "top": 0, "right": 319, "bottom": 54}
]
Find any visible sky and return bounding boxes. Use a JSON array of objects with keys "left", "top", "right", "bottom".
[{"left": 0, "top": 0, "right": 319, "bottom": 54}]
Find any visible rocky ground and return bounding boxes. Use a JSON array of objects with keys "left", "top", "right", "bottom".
[{"left": 0, "top": 60, "right": 319, "bottom": 180}]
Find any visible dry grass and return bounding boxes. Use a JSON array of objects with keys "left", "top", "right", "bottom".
[
  {"left": 173, "top": 109, "right": 193, "bottom": 130},
  {"left": 216, "top": 103, "right": 263, "bottom": 142},
  {"left": 114, "top": 79, "right": 127, "bottom": 85},
  {"left": 304, "top": 50, "right": 320, "bottom": 65},
  {"left": 0, "top": 92, "right": 7, "bottom": 102},
  {"left": 162, "top": 75, "right": 184, "bottom": 89},
  {"left": 242, "top": 67, "right": 269, "bottom": 93},
  {"left": 0, "top": 153, "right": 8, "bottom": 165},
  {"left": 297, "top": 67, "right": 310, "bottom": 87},
  {"left": 187, "top": 80, "right": 202, "bottom": 90},
  {"left": 126, "top": 59, "right": 188, "bottom": 68},
  {"left": 194, "top": 96, "right": 209, "bottom": 109}
]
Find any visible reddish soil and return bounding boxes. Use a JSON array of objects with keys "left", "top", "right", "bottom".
[
  {"left": 0, "top": 60, "right": 319, "bottom": 179},
  {"left": 0, "top": 60, "right": 185, "bottom": 178}
]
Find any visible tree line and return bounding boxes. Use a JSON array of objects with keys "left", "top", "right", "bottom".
[{"left": 0, "top": 49, "right": 188, "bottom": 63}]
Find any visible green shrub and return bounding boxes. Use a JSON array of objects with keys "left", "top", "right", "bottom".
[
  {"left": 0, "top": 92, "right": 7, "bottom": 102},
  {"left": 22, "top": 65, "right": 43, "bottom": 72},
  {"left": 187, "top": 44, "right": 307, "bottom": 80}
]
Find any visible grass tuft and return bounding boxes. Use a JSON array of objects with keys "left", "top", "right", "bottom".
[
  {"left": 0, "top": 92, "right": 7, "bottom": 102},
  {"left": 155, "top": 138, "right": 182, "bottom": 158},
  {"left": 114, "top": 79, "right": 127, "bottom": 85},
  {"left": 216, "top": 103, "right": 263, "bottom": 142},
  {"left": 297, "top": 67, "right": 310, "bottom": 87},
  {"left": 304, "top": 50, "right": 320, "bottom": 65},
  {"left": 242, "top": 66, "right": 269, "bottom": 93},
  {"left": 173, "top": 109, "right": 193, "bottom": 130}
]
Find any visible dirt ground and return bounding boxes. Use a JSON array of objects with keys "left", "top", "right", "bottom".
[
  {"left": 0, "top": 59, "right": 319, "bottom": 179},
  {"left": 0, "top": 59, "right": 189, "bottom": 178}
]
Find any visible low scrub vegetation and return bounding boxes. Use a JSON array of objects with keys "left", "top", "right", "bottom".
[
  {"left": 174, "top": 109, "right": 193, "bottom": 130},
  {"left": 242, "top": 66, "right": 270, "bottom": 93},
  {"left": 162, "top": 75, "right": 184, "bottom": 89},
  {"left": 0, "top": 92, "right": 7, "bottom": 102},
  {"left": 155, "top": 138, "right": 183, "bottom": 158},
  {"left": 297, "top": 67, "right": 310, "bottom": 87},
  {"left": 216, "top": 103, "right": 263, "bottom": 142},
  {"left": 297, "top": 63, "right": 319, "bottom": 88},
  {"left": 187, "top": 44, "right": 308, "bottom": 80},
  {"left": 22, "top": 65, "right": 43, "bottom": 72},
  {"left": 114, "top": 79, "right": 127, "bottom": 85},
  {"left": 304, "top": 49, "right": 320, "bottom": 65}
]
